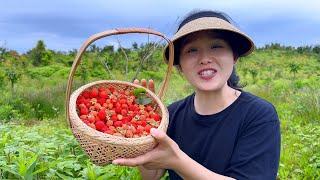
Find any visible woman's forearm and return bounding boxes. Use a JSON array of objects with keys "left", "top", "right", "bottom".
[{"left": 172, "top": 151, "right": 235, "bottom": 180}]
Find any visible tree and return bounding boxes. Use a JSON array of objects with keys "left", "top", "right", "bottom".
[
  {"left": 68, "top": 49, "right": 78, "bottom": 57},
  {"left": 101, "top": 45, "right": 114, "bottom": 54},
  {"left": 312, "top": 45, "right": 320, "bottom": 54},
  {"left": 132, "top": 42, "right": 138, "bottom": 50},
  {"left": 89, "top": 44, "right": 100, "bottom": 53},
  {"left": 29, "top": 40, "right": 50, "bottom": 66}
]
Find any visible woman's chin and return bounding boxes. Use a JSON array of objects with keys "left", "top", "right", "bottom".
[{"left": 195, "top": 84, "right": 223, "bottom": 92}]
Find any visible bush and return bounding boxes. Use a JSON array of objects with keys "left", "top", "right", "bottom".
[
  {"left": 21, "top": 87, "right": 63, "bottom": 120},
  {"left": 27, "top": 64, "right": 65, "bottom": 79},
  {"left": 0, "top": 92, "right": 31, "bottom": 121},
  {"left": 140, "top": 70, "right": 163, "bottom": 81},
  {"left": 0, "top": 104, "right": 17, "bottom": 121}
]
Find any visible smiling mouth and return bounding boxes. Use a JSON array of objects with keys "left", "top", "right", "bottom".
[
  {"left": 198, "top": 68, "right": 217, "bottom": 75},
  {"left": 197, "top": 69, "right": 217, "bottom": 80}
]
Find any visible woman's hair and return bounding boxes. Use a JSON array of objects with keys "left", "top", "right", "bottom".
[{"left": 176, "top": 10, "right": 243, "bottom": 89}]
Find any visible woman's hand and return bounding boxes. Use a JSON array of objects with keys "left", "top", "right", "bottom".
[
  {"left": 112, "top": 79, "right": 183, "bottom": 170},
  {"left": 112, "top": 128, "right": 183, "bottom": 170}
]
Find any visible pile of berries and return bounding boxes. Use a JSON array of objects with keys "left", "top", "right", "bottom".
[{"left": 76, "top": 85, "right": 161, "bottom": 138}]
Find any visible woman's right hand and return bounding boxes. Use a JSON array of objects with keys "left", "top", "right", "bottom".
[{"left": 133, "top": 79, "right": 155, "bottom": 93}]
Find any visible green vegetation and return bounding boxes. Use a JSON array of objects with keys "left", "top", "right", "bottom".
[{"left": 0, "top": 41, "right": 319, "bottom": 179}]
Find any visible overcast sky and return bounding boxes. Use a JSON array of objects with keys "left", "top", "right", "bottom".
[{"left": 1, "top": 0, "right": 320, "bottom": 53}]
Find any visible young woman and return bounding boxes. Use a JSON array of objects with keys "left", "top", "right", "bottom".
[{"left": 112, "top": 10, "right": 281, "bottom": 180}]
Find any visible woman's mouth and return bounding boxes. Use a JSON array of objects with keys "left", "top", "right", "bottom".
[{"left": 198, "top": 68, "right": 217, "bottom": 80}]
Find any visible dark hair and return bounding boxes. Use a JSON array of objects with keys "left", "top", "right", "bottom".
[{"left": 176, "top": 10, "right": 243, "bottom": 90}]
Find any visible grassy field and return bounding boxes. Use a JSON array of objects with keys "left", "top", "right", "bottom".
[{"left": 0, "top": 44, "right": 319, "bottom": 179}]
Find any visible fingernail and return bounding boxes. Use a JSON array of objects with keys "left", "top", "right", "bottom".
[
  {"left": 150, "top": 128, "right": 157, "bottom": 135},
  {"left": 112, "top": 160, "right": 119, "bottom": 165}
]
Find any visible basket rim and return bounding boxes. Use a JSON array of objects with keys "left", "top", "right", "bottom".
[{"left": 69, "top": 80, "right": 169, "bottom": 146}]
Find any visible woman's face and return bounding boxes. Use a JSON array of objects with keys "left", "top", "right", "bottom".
[{"left": 179, "top": 30, "right": 236, "bottom": 92}]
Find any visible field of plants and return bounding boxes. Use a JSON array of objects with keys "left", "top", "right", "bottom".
[{"left": 0, "top": 41, "right": 319, "bottom": 179}]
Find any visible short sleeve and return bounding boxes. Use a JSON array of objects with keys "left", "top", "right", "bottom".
[{"left": 224, "top": 105, "right": 281, "bottom": 180}]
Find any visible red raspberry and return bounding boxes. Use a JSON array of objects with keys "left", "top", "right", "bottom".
[{"left": 95, "top": 121, "right": 105, "bottom": 131}]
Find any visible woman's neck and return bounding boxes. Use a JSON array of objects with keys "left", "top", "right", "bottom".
[{"left": 194, "top": 85, "right": 241, "bottom": 115}]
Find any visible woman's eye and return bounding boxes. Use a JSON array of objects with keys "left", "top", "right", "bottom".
[
  {"left": 187, "top": 48, "right": 197, "bottom": 53},
  {"left": 211, "top": 45, "right": 223, "bottom": 49}
]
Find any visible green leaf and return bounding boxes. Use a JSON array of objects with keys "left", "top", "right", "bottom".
[
  {"left": 0, "top": 166, "right": 23, "bottom": 178},
  {"left": 55, "top": 171, "right": 74, "bottom": 180},
  {"left": 133, "top": 88, "right": 146, "bottom": 97},
  {"left": 24, "top": 155, "right": 38, "bottom": 180},
  {"left": 136, "top": 97, "right": 152, "bottom": 105},
  {"left": 32, "top": 166, "right": 50, "bottom": 176}
]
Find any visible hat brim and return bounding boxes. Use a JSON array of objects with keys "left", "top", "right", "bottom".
[{"left": 164, "top": 17, "right": 255, "bottom": 65}]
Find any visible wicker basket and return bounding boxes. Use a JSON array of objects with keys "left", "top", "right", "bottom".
[{"left": 65, "top": 28, "right": 174, "bottom": 166}]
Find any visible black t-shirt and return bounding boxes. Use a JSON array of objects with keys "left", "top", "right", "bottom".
[{"left": 166, "top": 91, "right": 281, "bottom": 180}]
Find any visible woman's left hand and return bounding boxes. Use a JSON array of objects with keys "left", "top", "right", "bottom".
[{"left": 112, "top": 128, "right": 183, "bottom": 170}]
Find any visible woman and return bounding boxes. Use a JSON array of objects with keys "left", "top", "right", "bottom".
[{"left": 112, "top": 10, "right": 281, "bottom": 180}]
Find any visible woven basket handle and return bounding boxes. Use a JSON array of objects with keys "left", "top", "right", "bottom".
[{"left": 65, "top": 28, "right": 174, "bottom": 122}]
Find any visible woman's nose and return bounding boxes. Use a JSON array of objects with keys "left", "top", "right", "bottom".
[{"left": 199, "top": 52, "right": 213, "bottom": 65}]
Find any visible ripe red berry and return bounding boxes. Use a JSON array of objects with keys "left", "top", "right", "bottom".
[
  {"left": 95, "top": 121, "right": 105, "bottom": 131},
  {"left": 80, "top": 107, "right": 89, "bottom": 115},
  {"left": 115, "top": 107, "right": 121, "bottom": 114},
  {"left": 111, "top": 114, "right": 118, "bottom": 121},
  {"left": 119, "top": 98, "right": 126, "bottom": 104},
  {"left": 99, "top": 90, "right": 108, "bottom": 99},
  {"left": 114, "top": 121, "right": 123, "bottom": 127},
  {"left": 97, "top": 98, "right": 106, "bottom": 105},
  {"left": 106, "top": 120, "right": 113, "bottom": 126},
  {"left": 87, "top": 115, "right": 95, "bottom": 123},
  {"left": 82, "top": 91, "right": 90, "bottom": 98},
  {"left": 79, "top": 103, "right": 86, "bottom": 109},
  {"left": 80, "top": 115, "right": 87, "bottom": 120},
  {"left": 90, "top": 88, "right": 99, "bottom": 98},
  {"left": 121, "top": 103, "right": 128, "bottom": 109},
  {"left": 98, "top": 86, "right": 106, "bottom": 92},
  {"left": 121, "top": 109, "right": 127, "bottom": 116},
  {"left": 125, "top": 130, "right": 133, "bottom": 138},
  {"left": 145, "top": 124, "right": 151, "bottom": 133},
  {"left": 154, "top": 114, "right": 161, "bottom": 121},
  {"left": 141, "top": 120, "right": 147, "bottom": 127},
  {"left": 77, "top": 96, "right": 85, "bottom": 105},
  {"left": 98, "top": 109, "right": 106, "bottom": 121},
  {"left": 136, "top": 125, "right": 144, "bottom": 134},
  {"left": 146, "top": 105, "right": 153, "bottom": 112},
  {"left": 109, "top": 87, "right": 115, "bottom": 93}
]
